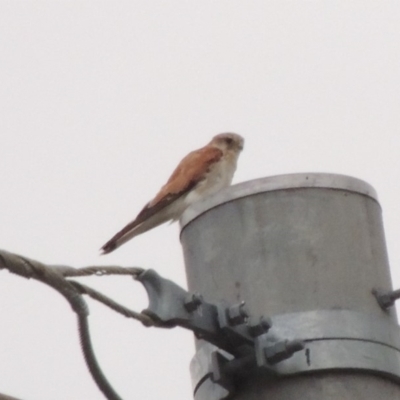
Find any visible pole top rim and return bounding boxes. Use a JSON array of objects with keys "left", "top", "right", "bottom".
[{"left": 180, "top": 173, "right": 378, "bottom": 231}]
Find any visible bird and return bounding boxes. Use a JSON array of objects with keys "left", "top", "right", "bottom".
[{"left": 100, "top": 133, "right": 244, "bottom": 254}]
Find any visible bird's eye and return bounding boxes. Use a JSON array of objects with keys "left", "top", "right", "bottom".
[{"left": 225, "top": 138, "right": 233, "bottom": 145}]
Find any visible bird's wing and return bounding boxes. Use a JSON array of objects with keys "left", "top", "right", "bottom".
[{"left": 101, "top": 145, "right": 223, "bottom": 253}]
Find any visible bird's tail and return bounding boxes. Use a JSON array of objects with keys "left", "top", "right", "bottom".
[{"left": 100, "top": 212, "right": 172, "bottom": 254}]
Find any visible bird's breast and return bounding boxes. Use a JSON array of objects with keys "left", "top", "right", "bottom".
[{"left": 184, "top": 152, "right": 238, "bottom": 207}]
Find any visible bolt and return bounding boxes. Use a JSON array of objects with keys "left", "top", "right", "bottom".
[
  {"left": 265, "top": 339, "right": 305, "bottom": 365},
  {"left": 286, "top": 339, "right": 305, "bottom": 353},
  {"left": 248, "top": 316, "right": 272, "bottom": 337},
  {"left": 184, "top": 293, "right": 203, "bottom": 312},
  {"left": 372, "top": 288, "right": 400, "bottom": 310},
  {"left": 227, "top": 302, "right": 249, "bottom": 326}
]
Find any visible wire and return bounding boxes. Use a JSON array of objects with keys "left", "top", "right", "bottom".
[
  {"left": 69, "top": 280, "right": 154, "bottom": 326},
  {"left": 0, "top": 250, "right": 87, "bottom": 315},
  {"left": 78, "top": 313, "right": 123, "bottom": 400},
  {"left": 56, "top": 265, "right": 144, "bottom": 278},
  {"left": 0, "top": 249, "right": 155, "bottom": 400}
]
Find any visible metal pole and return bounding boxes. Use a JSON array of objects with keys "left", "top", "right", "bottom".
[{"left": 180, "top": 173, "right": 400, "bottom": 400}]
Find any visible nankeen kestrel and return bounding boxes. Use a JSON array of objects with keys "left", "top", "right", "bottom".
[{"left": 101, "top": 133, "right": 244, "bottom": 254}]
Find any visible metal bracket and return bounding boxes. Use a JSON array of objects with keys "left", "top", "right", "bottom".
[
  {"left": 137, "top": 269, "right": 304, "bottom": 398},
  {"left": 190, "top": 309, "right": 400, "bottom": 399}
]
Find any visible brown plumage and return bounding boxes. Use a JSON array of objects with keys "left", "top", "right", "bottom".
[{"left": 101, "top": 133, "right": 244, "bottom": 254}]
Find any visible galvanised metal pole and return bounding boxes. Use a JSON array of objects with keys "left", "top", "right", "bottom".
[{"left": 180, "top": 173, "right": 400, "bottom": 400}]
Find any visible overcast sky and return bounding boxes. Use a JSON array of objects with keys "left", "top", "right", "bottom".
[{"left": 0, "top": 1, "right": 400, "bottom": 399}]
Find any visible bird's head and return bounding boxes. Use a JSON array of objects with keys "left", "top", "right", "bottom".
[{"left": 210, "top": 133, "right": 244, "bottom": 153}]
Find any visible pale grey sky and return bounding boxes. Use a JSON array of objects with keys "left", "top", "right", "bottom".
[{"left": 0, "top": 1, "right": 400, "bottom": 399}]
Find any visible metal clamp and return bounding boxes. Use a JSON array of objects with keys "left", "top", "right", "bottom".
[
  {"left": 190, "top": 309, "right": 400, "bottom": 399},
  {"left": 137, "top": 271, "right": 400, "bottom": 399},
  {"left": 137, "top": 269, "right": 305, "bottom": 399}
]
